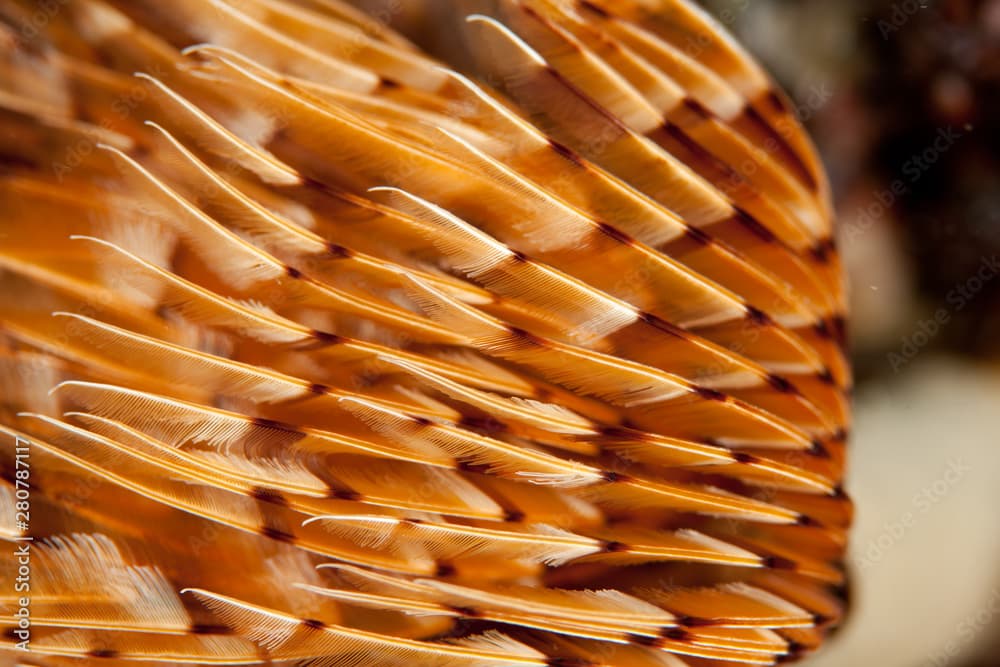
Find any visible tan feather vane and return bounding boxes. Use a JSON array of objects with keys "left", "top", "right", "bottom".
[{"left": 0, "top": 0, "right": 851, "bottom": 665}]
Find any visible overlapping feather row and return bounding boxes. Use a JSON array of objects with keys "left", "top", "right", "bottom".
[{"left": 0, "top": 0, "right": 850, "bottom": 665}]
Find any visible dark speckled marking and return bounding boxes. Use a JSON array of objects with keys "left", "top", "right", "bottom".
[
  {"left": 733, "top": 207, "right": 778, "bottom": 243},
  {"left": 598, "top": 425, "right": 639, "bottom": 441},
  {"left": 302, "top": 618, "right": 327, "bottom": 630},
  {"left": 329, "top": 488, "right": 362, "bottom": 502},
  {"left": 307, "top": 383, "right": 328, "bottom": 395},
  {"left": 746, "top": 305, "right": 773, "bottom": 326},
  {"left": 627, "top": 633, "right": 662, "bottom": 647},
  {"left": 766, "top": 90, "right": 788, "bottom": 114},
  {"left": 549, "top": 139, "right": 585, "bottom": 167},
  {"left": 595, "top": 221, "right": 633, "bottom": 245},
  {"left": 458, "top": 414, "right": 507, "bottom": 433},
  {"left": 811, "top": 238, "right": 836, "bottom": 263},
  {"left": 546, "top": 659, "right": 594, "bottom": 667},
  {"left": 311, "top": 330, "right": 343, "bottom": 345},
  {"left": 684, "top": 225, "right": 713, "bottom": 246},
  {"left": 603, "top": 540, "right": 629, "bottom": 553},
  {"left": 578, "top": 0, "right": 610, "bottom": 18},
  {"left": 326, "top": 243, "right": 352, "bottom": 259},
  {"left": 767, "top": 373, "right": 797, "bottom": 394},
  {"left": 693, "top": 386, "right": 727, "bottom": 402},
  {"left": 733, "top": 452, "right": 758, "bottom": 464},
  {"left": 741, "top": 103, "right": 818, "bottom": 191},
  {"left": 448, "top": 604, "right": 481, "bottom": 618},
  {"left": 436, "top": 562, "right": 457, "bottom": 577},
  {"left": 87, "top": 649, "right": 120, "bottom": 659},
  {"left": 764, "top": 555, "right": 797, "bottom": 570},
  {"left": 190, "top": 623, "right": 233, "bottom": 635},
  {"left": 507, "top": 325, "right": 546, "bottom": 346},
  {"left": 250, "top": 486, "right": 288, "bottom": 507},
  {"left": 810, "top": 440, "right": 831, "bottom": 459},
  {"left": 260, "top": 526, "right": 295, "bottom": 543},
  {"left": 251, "top": 416, "right": 293, "bottom": 432},
  {"left": 682, "top": 97, "right": 713, "bottom": 120},
  {"left": 663, "top": 628, "right": 691, "bottom": 641},
  {"left": 285, "top": 265, "right": 302, "bottom": 279},
  {"left": 637, "top": 311, "right": 686, "bottom": 339}
]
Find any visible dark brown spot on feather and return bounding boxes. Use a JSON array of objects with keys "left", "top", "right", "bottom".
[
  {"left": 684, "top": 225, "right": 713, "bottom": 246},
  {"left": 627, "top": 633, "right": 662, "bottom": 647},
  {"left": 507, "top": 325, "right": 545, "bottom": 346},
  {"left": 740, "top": 103, "right": 819, "bottom": 191},
  {"left": 329, "top": 488, "right": 362, "bottom": 502},
  {"left": 638, "top": 311, "right": 685, "bottom": 338},
  {"left": 190, "top": 623, "right": 233, "bottom": 635},
  {"left": 733, "top": 452, "right": 758, "bottom": 464},
  {"left": 810, "top": 440, "right": 831, "bottom": 458},
  {"left": 548, "top": 139, "right": 584, "bottom": 166},
  {"left": 598, "top": 425, "right": 638, "bottom": 440},
  {"left": 448, "top": 605, "right": 481, "bottom": 618},
  {"left": 302, "top": 618, "right": 327, "bottom": 630},
  {"left": 603, "top": 540, "right": 629, "bottom": 553},
  {"left": 326, "top": 243, "right": 352, "bottom": 259},
  {"left": 546, "top": 659, "right": 594, "bottom": 667},
  {"left": 663, "top": 628, "right": 691, "bottom": 641},
  {"left": 764, "top": 555, "right": 797, "bottom": 570},
  {"left": 378, "top": 77, "right": 400, "bottom": 89},
  {"left": 766, "top": 90, "right": 788, "bottom": 114},
  {"left": 260, "top": 526, "right": 295, "bottom": 543},
  {"left": 677, "top": 615, "right": 716, "bottom": 628},
  {"left": 436, "top": 562, "right": 456, "bottom": 577},
  {"left": 509, "top": 249, "right": 528, "bottom": 263},
  {"left": 595, "top": 221, "right": 633, "bottom": 245},
  {"left": 311, "top": 330, "right": 343, "bottom": 345},
  {"left": 87, "top": 649, "right": 119, "bottom": 659},
  {"left": 767, "top": 374, "right": 797, "bottom": 394},
  {"left": 746, "top": 305, "right": 773, "bottom": 326},
  {"left": 285, "top": 265, "right": 302, "bottom": 279},
  {"left": 307, "top": 383, "right": 328, "bottom": 395},
  {"left": 458, "top": 414, "right": 507, "bottom": 433},
  {"left": 733, "top": 207, "right": 778, "bottom": 243},
  {"left": 504, "top": 510, "right": 526, "bottom": 522},
  {"left": 693, "top": 386, "right": 727, "bottom": 402},
  {"left": 251, "top": 416, "right": 294, "bottom": 432},
  {"left": 578, "top": 0, "right": 610, "bottom": 18},
  {"left": 682, "top": 97, "right": 713, "bottom": 119},
  {"left": 250, "top": 486, "right": 287, "bottom": 507}
]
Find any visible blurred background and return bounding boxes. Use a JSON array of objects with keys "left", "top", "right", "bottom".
[{"left": 698, "top": 0, "right": 1000, "bottom": 664}]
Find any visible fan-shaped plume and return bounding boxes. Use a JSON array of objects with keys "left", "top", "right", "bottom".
[{"left": 0, "top": 0, "right": 850, "bottom": 665}]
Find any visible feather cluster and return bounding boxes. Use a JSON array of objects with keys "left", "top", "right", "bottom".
[{"left": 0, "top": 0, "right": 851, "bottom": 665}]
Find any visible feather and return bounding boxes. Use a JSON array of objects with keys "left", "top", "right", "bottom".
[
  {"left": 0, "top": 1, "right": 851, "bottom": 664},
  {"left": 183, "top": 589, "right": 551, "bottom": 666}
]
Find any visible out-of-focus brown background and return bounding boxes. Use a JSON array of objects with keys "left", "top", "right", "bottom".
[{"left": 700, "top": 1, "right": 1000, "bottom": 664}]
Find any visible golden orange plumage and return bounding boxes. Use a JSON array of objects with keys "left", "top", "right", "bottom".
[{"left": 0, "top": 0, "right": 851, "bottom": 665}]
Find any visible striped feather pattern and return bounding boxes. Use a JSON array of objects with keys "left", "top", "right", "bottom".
[{"left": 0, "top": 0, "right": 850, "bottom": 665}]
